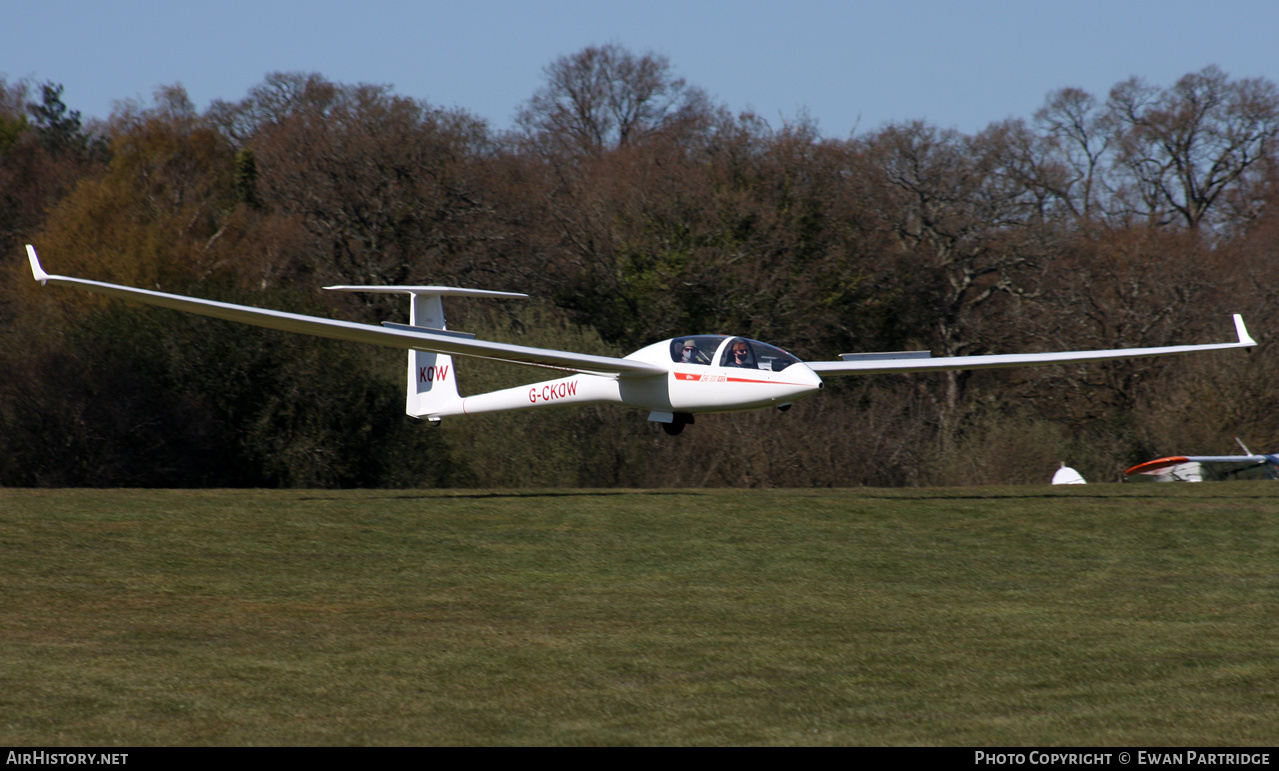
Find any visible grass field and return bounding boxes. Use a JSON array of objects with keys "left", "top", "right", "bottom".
[{"left": 2, "top": 485, "right": 1277, "bottom": 746}]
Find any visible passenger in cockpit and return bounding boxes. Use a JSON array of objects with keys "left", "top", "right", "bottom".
[{"left": 677, "top": 339, "right": 710, "bottom": 365}]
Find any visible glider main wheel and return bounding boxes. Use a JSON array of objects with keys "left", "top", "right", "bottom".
[{"left": 660, "top": 412, "right": 695, "bottom": 435}]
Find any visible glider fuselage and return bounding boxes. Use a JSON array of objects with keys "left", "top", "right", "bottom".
[{"left": 424, "top": 336, "right": 824, "bottom": 418}]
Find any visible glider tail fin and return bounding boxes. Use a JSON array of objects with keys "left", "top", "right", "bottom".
[
  {"left": 403, "top": 292, "right": 459, "bottom": 420},
  {"left": 323, "top": 285, "right": 527, "bottom": 421}
]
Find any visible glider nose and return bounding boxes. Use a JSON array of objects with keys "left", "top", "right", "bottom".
[{"left": 788, "top": 362, "right": 824, "bottom": 400}]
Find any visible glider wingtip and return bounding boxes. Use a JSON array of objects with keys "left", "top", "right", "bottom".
[
  {"left": 25, "top": 244, "right": 50, "bottom": 285},
  {"left": 1233, "top": 314, "right": 1257, "bottom": 347}
]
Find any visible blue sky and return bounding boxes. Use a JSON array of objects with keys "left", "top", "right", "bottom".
[{"left": 7, "top": 1, "right": 1278, "bottom": 137}]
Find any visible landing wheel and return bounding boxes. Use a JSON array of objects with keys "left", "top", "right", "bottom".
[{"left": 660, "top": 413, "right": 695, "bottom": 436}]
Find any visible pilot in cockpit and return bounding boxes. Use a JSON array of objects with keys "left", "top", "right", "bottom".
[{"left": 724, "top": 339, "right": 757, "bottom": 368}]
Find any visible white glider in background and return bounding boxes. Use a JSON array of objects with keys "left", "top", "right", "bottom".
[
  {"left": 1125, "top": 438, "right": 1279, "bottom": 482},
  {"left": 1125, "top": 455, "right": 1279, "bottom": 482},
  {"left": 27, "top": 245, "right": 1258, "bottom": 435}
]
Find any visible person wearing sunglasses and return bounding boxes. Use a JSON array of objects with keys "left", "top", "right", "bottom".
[
  {"left": 724, "top": 340, "right": 756, "bottom": 368},
  {"left": 679, "top": 339, "right": 707, "bottom": 364}
]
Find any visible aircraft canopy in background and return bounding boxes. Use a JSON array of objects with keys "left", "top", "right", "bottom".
[{"left": 1051, "top": 464, "right": 1087, "bottom": 485}]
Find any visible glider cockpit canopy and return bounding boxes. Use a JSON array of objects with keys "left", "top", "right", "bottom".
[{"left": 669, "top": 336, "right": 801, "bottom": 371}]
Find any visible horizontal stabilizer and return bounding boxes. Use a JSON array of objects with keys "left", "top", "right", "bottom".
[{"left": 325, "top": 285, "right": 528, "bottom": 300}]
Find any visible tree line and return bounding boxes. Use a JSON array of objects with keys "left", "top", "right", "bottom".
[{"left": 3, "top": 46, "right": 1278, "bottom": 487}]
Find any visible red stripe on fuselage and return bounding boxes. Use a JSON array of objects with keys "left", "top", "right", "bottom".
[{"left": 674, "top": 370, "right": 810, "bottom": 387}]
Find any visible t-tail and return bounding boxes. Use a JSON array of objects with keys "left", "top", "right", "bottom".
[{"left": 323, "top": 284, "right": 527, "bottom": 421}]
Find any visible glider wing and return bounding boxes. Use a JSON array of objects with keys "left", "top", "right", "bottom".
[
  {"left": 25, "top": 246, "right": 665, "bottom": 377},
  {"left": 808, "top": 316, "right": 1256, "bottom": 375}
]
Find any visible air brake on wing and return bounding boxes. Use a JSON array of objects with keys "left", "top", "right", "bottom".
[
  {"left": 381, "top": 321, "right": 477, "bottom": 340},
  {"left": 839, "top": 351, "right": 931, "bottom": 362}
]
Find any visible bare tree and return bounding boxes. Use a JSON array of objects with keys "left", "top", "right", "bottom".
[
  {"left": 865, "top": 122, "right": 1055, "bottom": 434},
  {"left": 516, "top": 44, "right": 711, "bottom": 156},
  {"left": 238, "top": 77, "right": 498, "bottom": 290},
  {"left": 206, "top": 72, "right": 339, "bottom": 145},
  {"left": 1108, "top": 66, "right": 1279, "bottom": 232},
  {"left": 1033, "top": 87, "right": 1117, "bottom": 221}
]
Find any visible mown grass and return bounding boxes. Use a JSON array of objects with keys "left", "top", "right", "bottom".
[{"left": 1, "top": 485, "right": 1277, "bottom": 746}]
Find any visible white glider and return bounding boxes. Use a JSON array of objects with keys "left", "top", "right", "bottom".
[
  {"left": 27, "top": 245, "right": 1257, "bottom": 435},
  {"left": 1125, "top": 455, "right": 1279, "bottom": 482},
  {"left": 1125, "top": 438, "right": 1279, "bottom": 482}
]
